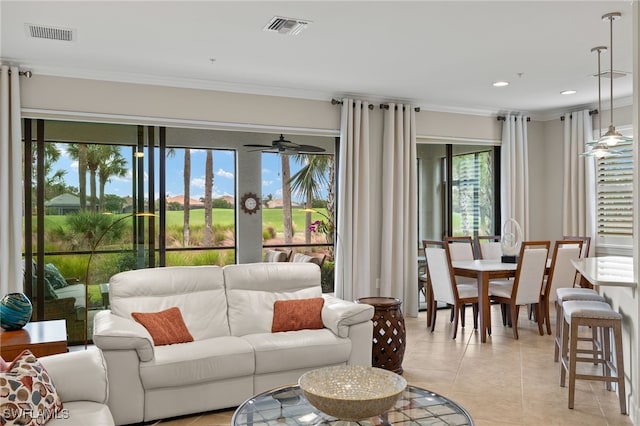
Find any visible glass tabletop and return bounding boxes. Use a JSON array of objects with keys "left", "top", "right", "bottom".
[{"left": 232, "top": 384, "right": 474, "bottom": 425}]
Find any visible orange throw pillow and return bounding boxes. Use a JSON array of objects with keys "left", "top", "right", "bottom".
[
  {"left": 131, "top": 307, "right": 194, "bottom": 346},
  {"left": 272, "top": 297, "right": 325, "bottom": 332}
]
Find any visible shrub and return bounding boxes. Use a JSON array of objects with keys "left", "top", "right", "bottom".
[{"left": 321, "top": 261, "right": 335, "bottom": 294}]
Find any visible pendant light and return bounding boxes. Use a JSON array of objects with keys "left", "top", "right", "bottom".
[
  {"left": 580, "top": 46, "right": 620, "bottom": 158},
  {"left": 596, "top": 12, "right": 631, "bottom": 146}
]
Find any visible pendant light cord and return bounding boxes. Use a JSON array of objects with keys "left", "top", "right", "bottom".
[{"left": 609, "top": 14, "right": 614, "bottom": 129}]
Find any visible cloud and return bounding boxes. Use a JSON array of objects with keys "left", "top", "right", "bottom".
[
  {"left": 262, "top": 180, "right": 275, "bottom": 187},
  {"left": 69, "top": 160, "right": 78, "bottom": 171},
  {"left": 112, "top": 169, "right": 133, "bottom": 182},
  {"left": 262, "top": 168, "right": 272, "bottom": 174},
  {"left": 216, "top": 168, "right": 233, "bottom": 179},
  {"left": 191, "top": 177, "right": 206, "bottom": 189},
  {"left": 275, "top": 189, "right": 283, "bottom": 197}
]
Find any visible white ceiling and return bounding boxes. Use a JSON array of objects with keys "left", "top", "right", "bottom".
[{"left": 1, "top": 1, "right": 635, "bottom": 120}]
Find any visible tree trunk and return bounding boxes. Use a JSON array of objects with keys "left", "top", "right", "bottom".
[
  {"left": 281, "top": 155, "right": 293, "bottom": 244},
  {"left": 204, "top": 150, "right": 213, "bottom": 246},
  {"left": 78, "top": 144, "right": 87, "bottom": 210},
  {"left": 304, "top": 197, "right": 311, "bottom": 244},
  {"left": 183, "top": 149, "right": 191, "bottom": 246},
  {"left": 327, "top": 157, "right": 336, "bottom": 258},
  {"left": 89, "top": 169, "right": 97, "bottom": 212}
]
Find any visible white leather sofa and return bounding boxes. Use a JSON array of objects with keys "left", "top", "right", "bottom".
[
  {"left": 39, "top": 349, "right": 115, "bottom": 425},
  {"left": 93, "top": 262, "right": 374, "bottom": 425}
]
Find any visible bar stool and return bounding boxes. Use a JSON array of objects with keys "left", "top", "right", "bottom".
[
  {"left": 559, "top": 300, "right": 626, "bottom": 414},
  {"left": 553, "top": 287, "right": 605, "bottom": 362}
]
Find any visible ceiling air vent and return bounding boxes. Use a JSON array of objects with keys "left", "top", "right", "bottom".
[
  {"left": 263, "top": 16, "right": 310, "bottom": 36},
  {"left": 25, "top": 23, "right": 75, "bottom": 41}
]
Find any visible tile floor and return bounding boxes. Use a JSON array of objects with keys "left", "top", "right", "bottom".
[{"left": 144, "top": 304, "right": 632, "bottom": 426}]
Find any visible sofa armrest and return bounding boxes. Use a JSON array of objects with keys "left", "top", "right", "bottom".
[
  {"left": 39, "top": 349, "right": 109, "bottom": 404},
  {"left": 321, "top": 294, "right": 374, "bottom": 338},
  {"left": 93, "top": 310, "right": 155, "bottom": 362}
]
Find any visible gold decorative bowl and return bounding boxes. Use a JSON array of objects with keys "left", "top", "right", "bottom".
[{"left": 298, "top": 365, "right": 407, "bottom": 421}]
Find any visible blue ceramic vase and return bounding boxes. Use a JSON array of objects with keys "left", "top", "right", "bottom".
[{"left": 0, "top": 292, "right": 33, "bottom": 330}]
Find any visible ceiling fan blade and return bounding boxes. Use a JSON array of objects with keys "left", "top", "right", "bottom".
[
  {"left": 295, "top": 145, "right": 326, "bottom": 153},
  {"left": 244, "top": 144, "right": 272, "bottom": 148}
]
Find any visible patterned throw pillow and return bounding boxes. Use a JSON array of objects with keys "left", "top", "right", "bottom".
[
  {"left": 132, "top": 307, "right": 194, "bottom": 346},
  {"left": 0, "top": 349, "right": 64, "bottom": 425},
  {"left": 272, "top": 297, "right": 325, "bottom": 332},
  {"left": 43, "top": 264, "right": 68, "bottom": 290}
]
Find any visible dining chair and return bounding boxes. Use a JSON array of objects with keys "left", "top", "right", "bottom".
[
  {"left": 421, "top": 240, "right": 445, "bottom": 327},
  {"left": 476, "top": 235, "right": 502, "bottom": 260},
  {"left": 489, "top": 240, "right": 550, "bottom": 339},
  {"left": 424, "top": 246, "right": 478, "bottom": 339},
  {"left": 540, "top": 239, "right": 583, "bottom": 335},
  {"left": 562, "top": 235, "right": 591, "bottom": 259},
  {"left": 562, "top": 235, "right": 591, "bottom": 287}
]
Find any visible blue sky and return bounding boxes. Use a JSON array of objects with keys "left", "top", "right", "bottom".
[{"left": 53, "top": 144, "right": 321, "bottom": 203}]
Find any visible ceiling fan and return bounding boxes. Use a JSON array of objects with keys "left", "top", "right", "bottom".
[{"left": 244, "top": 134, "right": 325, "bottom": 154}]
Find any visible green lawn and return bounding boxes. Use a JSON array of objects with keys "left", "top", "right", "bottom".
[{"left": 37, "top": 208, "right": 329, "bottom": 234}]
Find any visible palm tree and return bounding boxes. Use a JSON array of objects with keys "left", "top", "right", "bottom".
[
  {"left": 203, "top": 150, "right": 213, "bottom": 246},
  {"left": 85, "top": 145, "right": 105, "bottom": 212},
  {"left": 281, "top": 155, "right": 293, "bottom": 244},
  {"left": 183, "top": 149, "right": 191, "bottom": 246},
  {"left": 98, "top": 147, "right": 128, "bottom": 211},
  {"left": 66, "top": 143, "right": 88, "bottom": 210},
  {"left": 290, "top": 154, "right": 331, "bottom": 243}
]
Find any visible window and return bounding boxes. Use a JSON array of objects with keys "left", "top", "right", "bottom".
[
  {"left": 417, "top": 142, "right": 498, "bottom": 241},
  {"left": 22, "top": 119, "right": 238, "bottom": 345},
  {"left": 451, "top": 150, "right": 495, "bottom": 236},
  {"left": 596, "top": 128, "right": 633, "bottom": 251}
]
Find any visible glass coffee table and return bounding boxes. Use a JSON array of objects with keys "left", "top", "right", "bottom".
[{"left": 232, "top": 384, "right": 473, "bottom": 425}]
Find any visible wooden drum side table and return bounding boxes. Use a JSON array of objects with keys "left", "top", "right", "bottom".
[
  {"left": 356, "top": 297, "right": 406, "bottom": 374},
  {"left": 0, "top": 319, "right": 68, "bottom": 360}
]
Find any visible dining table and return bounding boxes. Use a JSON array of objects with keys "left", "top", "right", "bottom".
[{"left": 451, "top": 259, "right": 518, "bottom": 342}]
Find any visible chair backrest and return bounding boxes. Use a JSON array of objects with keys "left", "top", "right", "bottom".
[
  {"left": 562, "top": 235, "right": 590, "bottom": 258},
  {"left": 291, "top": 252, "right": 325, "bottom": 267},
  {"left": 444, "top": 236, "right": 476, "bottom": 261},
  {"left": 425, "top": 247, "right": 457, "bottom": 305},
  {"left": 476, "top": 235, "right": 502, "bottom": 260},
  {"left": 264, "top": 250, "right": 289, "bottom": 262},
  {"left": 512, "top": 241, "right": 550, "bottom": 305},
  {"left": 544, "top": 239, "right": 583, "bottom": 301}
]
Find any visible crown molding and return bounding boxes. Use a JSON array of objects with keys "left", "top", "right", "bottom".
[{"left": 23, "top": 64, "right": 632, "bottom": 124}]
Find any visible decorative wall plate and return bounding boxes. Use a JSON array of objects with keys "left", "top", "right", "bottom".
[{"left": 240, "top": 192, "right": 260, "bottom": 215}]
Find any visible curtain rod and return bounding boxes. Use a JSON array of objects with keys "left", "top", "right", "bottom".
[
  {"left": 379, "top": 104, "right": 420, "bottom": 112},
  {"left": 331, "top": 98, "right": 374, "bottom": 110},
  {"left": 6, "top": 70, "right": 33, "bottom": 78},
  {"left": 560, "top": 109, "right": 598, "bottom": 121},
  {"left": 497, "top": 116, "right": 531, "bottom": 122}
]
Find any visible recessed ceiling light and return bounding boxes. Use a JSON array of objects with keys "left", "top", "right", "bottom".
[
  {"left": 492, "top": 81, "right": 509, "bottom": 87},
  {"left": 560, "top": 90, "right": 577, "bottom": 95}
]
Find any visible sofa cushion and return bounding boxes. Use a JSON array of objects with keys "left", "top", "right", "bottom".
[
  {"left": 242, "top": 329, "right": 351, "bottom": 374},
  {"left": 132, "top": 307, "right": 194, "bottom": 346},
  {"left": 109, "top": 266, "right": 229, "bottom": 340},
  {"left": 0, "top": 350, "right": 64, "bottom": 425},
  {"left": 224, "top": 263, "right": 322, "bottom": 336},
  {"left": 272, "top": 298, "right": 324, "bottom": 332},
  {"left": 139, "top": 337, "right": 255, "bottom": 390}
]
